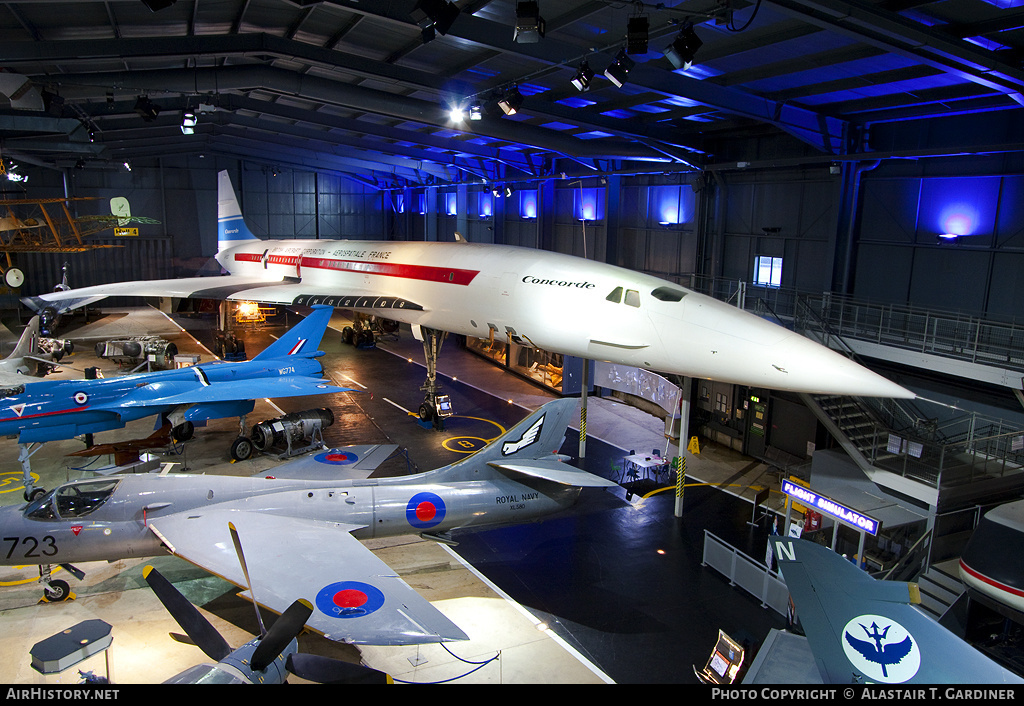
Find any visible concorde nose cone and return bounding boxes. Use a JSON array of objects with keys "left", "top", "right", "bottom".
[{"left": 772, "top": 332, "right": 914, "bottom": 399}]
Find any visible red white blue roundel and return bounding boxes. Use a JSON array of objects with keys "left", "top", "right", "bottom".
[
  {"left": 314, "top": 449, "right": 359, "bottom": 465},
  {"left": 406, "top": 491, "right": 446, "bottom": 530},
  {"left": 315, "top": 581, "right": 385, "bottom": 619}
]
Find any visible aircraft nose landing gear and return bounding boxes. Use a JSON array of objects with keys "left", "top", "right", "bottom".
[{"left": 414, "top": 326, "right": 455, "bottom": 431}]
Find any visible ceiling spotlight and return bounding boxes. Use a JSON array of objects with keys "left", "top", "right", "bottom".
[
  {"left": 626, "top": 16, "right": 649, "bottom": 54},
  {"left": 571, "top": 61, "right": 595, "bottom": 92},
  {"left": 180, "top": 111, "right": 197, "bottom": 134},
  {"left": 449, "top": 106, "right": 466, "bottom": 122},
  {"left": 123, "top": 161, "right": 132, "bottom": 172},
  {"left": 411, "top": 0, "right": 460, "bottom": 42},
  {"left": 514, "top": 1, "right": 545, "bottom": 43},
  {"left": 133, "top": 95, "right": 160, "bottom": 122},
  {"left": 604, "top": 49, "right": 635, "bottom": 88},
  {"left": 498, "top": 86, "right": 524, "bottom": 116},
  {"left": 664, "top": 24, "right": 703, "bottom": 70}
]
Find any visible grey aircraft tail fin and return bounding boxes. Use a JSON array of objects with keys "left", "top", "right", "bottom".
[
  {"left": 9, "top": 316, "right": 39, "bottom": 360},
  {"left": 773, "top": 537, "right": 1023, "bottom": 684},
  {"left": 425, "top": 398, "right": 616, "bottom": 488}
]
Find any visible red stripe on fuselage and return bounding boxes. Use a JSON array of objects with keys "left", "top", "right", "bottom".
[
  {"left": 959, "top": 558, "right": 1024, "bottom": 598},
  {"left": 0, "top": 405, "right": 91, "bottom": 424},
  {"left": 233, "top": 252, "right": 479, "bottom": 286}
]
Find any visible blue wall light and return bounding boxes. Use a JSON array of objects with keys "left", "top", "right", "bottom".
[
  {"left": 445, "top": 192, "right": 457, "bottom": 216},
  {"left": 479, "top": 191, "right": 493, "bottom": 218},
  {"left": 922, "top": 177, "right": 998, "bottom": 242},
  {"left": 938, "top": 203, "right": 979, "bottom": 238},
  {"left": 653, "top": 185, "right": 694, "bottom": 225},
  {"left": 394, "top": 192, "right": 405, "bottom": 214},
  {"left": 575, "top": 187, "right": 602, "bottom": 221},
  {"left": 519, "top": 189, "right": 538, "bottom": 219}
]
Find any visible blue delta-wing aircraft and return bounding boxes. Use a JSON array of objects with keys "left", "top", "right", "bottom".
[
  {"left": 0, "top": 398, "right": 614, "bottom": 653},
  {"left": 773, "top": 537, "right": 1023, "bottom": 684},
  {"left": 0, "top": 305, "right": 350, "bottom": 499}
]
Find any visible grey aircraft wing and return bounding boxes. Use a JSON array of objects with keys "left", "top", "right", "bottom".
[
  {"left": 254, "top": 444, "right": 400, "bottom": 481},
  {"left": 148, "top": 509, "right": 468, "bottom": 646}
]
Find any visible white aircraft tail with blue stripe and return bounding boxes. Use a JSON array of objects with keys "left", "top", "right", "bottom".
[{"left": 218, "top": 170, "right": 259, "bottom": 253}]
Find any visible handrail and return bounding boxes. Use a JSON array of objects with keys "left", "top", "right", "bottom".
[{"left": 882, "top": 528, "right": 932, "bottom": 581}]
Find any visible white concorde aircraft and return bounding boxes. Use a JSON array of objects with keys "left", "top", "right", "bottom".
[{"left": 28, "top": 171, "right": 912, "bottom": 420}]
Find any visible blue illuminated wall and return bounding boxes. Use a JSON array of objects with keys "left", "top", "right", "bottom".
[{"left": 854, "top": 173, "right": 1024, "bottom": 318}]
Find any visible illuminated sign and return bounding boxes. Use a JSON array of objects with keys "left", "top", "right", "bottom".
[
  {"left": 781, "top": 479, "right": 879, "bottom": 536},
  {"left": 114, "top": 227, "right": 138, "bottom": 237}
]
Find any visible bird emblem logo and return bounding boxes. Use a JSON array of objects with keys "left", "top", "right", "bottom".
[{"left": 842, "top": 614, "right": 920, "bottom": 683}]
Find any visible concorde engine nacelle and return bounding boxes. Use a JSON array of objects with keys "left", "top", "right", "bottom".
[
  {"left": 95, "top": 336, "right": 178, "bottom": 367},
  {"left": 250, "top": 408, "right": 335, "bottom": 453}
]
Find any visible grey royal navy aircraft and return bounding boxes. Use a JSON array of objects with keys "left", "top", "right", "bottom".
[
  {"left": 773, "top": 537, "right": 1024, "bottom": 684},
  {"left": 0, "top": 305, "right": 349, "bottom": 500},
  {"left": 0, "top": 397, "right": 614, "bottom": 649}
]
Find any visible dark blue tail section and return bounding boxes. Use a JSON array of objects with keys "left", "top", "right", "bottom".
[{"left": 253, "top": 305, "right": 333, "bottom": 361}]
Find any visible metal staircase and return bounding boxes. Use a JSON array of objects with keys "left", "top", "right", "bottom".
[{"left": 792, "top": 297, "right": 1024, "bottom": 505}]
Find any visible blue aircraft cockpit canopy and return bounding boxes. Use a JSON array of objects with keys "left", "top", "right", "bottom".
[{"left": 26, "top": 478, "right": 121, "bottom": 520}]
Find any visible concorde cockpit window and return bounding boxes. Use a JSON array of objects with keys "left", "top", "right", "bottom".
[
  {"left": 606, "top": 286, "right": 623, "bottom": 304},
  {"left": 651, "top": 287, "right": 686, "bottom": 302},
  {"left": 624, "top": 289, "right": 641, "bottom": 308},
  {"left": 27, "top": 478, "right": 121, "bottom": 520},
  {"left": 0, "top": 385, "right": 25, "bottom": 398}
]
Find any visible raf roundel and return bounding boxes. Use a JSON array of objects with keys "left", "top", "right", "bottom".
[
  {"left": 315, "top": 581, "right": 385, "bottom": 619},
  {"left": 73, "top": 392, "right": 89, "bottom": 405},
  {"left": 314, "top": 449, "right": 359, "bottom": 466},
  {"left": 406, "top": 491, "right": 446, "bottom": 530}
]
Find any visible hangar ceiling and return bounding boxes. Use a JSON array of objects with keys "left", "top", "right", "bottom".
[{"left": 0, "top": 0, "right": 1022, "bottom": 188}]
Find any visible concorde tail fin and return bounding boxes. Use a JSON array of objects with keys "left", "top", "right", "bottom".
[{"left": 218, "top": 170, "right": 259, "bottom": 253}]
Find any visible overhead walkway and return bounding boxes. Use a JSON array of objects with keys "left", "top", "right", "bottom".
[{"left": 799, "top": 292, "right": 1024, "bottom": 393}]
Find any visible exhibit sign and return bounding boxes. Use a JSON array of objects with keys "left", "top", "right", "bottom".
[{"left": 780, "top": 479, "right": 880, "bottom": 536}]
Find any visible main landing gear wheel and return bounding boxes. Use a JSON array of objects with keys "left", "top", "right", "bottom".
[
  {"left": 24, "top": 487, "right": 45, "bottom": 502},
  {"left": 172, "top": 421, "right": 195, "bottom": 442},
  {"left": 418, "top": 402, "right": 434, "bottom": 422},
  {"left": 44, "top": 579, "right": 71, "bottom": 602},
  {"left": 230, "top": 436, "right": 254, "bottom": 461}
]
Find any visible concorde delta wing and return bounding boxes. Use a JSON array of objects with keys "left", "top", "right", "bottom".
[
  {"left": 27, "top": 275, "right": 428, "bottom": 316},
  {"left": 23, "top": 274, "right": 286, "bottom": 314},
  {"left": 148, "top": 510, "right": 468, "bottom": 646}
]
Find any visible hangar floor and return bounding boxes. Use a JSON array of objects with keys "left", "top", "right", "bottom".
[{"left": 0, "top": 306, "right": 789, "bottom": 685}]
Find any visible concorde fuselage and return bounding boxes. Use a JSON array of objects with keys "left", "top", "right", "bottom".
[{"left": 214, "top": 238, "right": 911, "bottom": 398}]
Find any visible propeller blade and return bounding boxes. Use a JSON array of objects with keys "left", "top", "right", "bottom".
[
  {"left": 227, "top": 521, "right": 266, "bottom": 636},
  {"left": 286, "top": 653, "right": 393, "bottom": 684},
  {"left": 142, "top": 565, "right": 231, "bottom": 662},
  {"left": 250, "top": 598, "right": 314, "bottom": 672}
]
